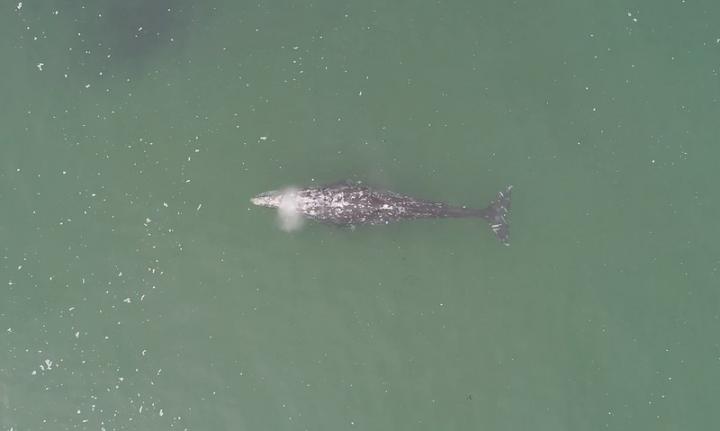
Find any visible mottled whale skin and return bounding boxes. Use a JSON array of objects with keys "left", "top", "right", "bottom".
[{"left": 251, "top": 181, "right": 513, "bottom": 245}]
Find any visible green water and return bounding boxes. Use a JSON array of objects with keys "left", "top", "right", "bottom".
[{"left": 2, "top": 0, "right": 719, "bottom": 429}]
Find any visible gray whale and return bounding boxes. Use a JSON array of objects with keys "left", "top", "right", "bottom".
[{"left": 251, "top": 181, "right": 513, "bottom": 245}]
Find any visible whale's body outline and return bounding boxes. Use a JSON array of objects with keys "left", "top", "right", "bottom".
[{"left": 251, "top": 181, "right": 513, "bottom": 245}]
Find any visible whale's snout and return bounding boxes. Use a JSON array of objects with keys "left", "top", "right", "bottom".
[{"left": 251, "top": 190, "right": 281, "bottom": 208}]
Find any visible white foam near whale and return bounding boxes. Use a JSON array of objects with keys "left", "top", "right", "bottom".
[{"left": 276, "top": 187, "right": 304, "bottom": 232}]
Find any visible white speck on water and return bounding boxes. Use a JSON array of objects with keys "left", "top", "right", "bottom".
[
  {"left": 145, "top": 217, "right": 152, "bottom": 224},
  {"left": 31, "top": 370, "right": 37, "bottom": 375},
  {"left": 7, "top": 328, "right": 12, "bottom": 333},
  {"left": 36, "top": 63, "right": 44, "bottom": 71},
  {"left": 118, "top": 272, "right": 123, "bottom": 277},
  {"left": 44, "top": 359, "right": 53, "bottom": 370},
  {"left": 16, "top": 2, "right": 22, "bottom": 11},
  {"left": 84, "top": 84, "right": 90, "bottom": 88},
  {"left": 75, "top": 331, "right": 80, "bottom": 338},
  {"left": 159, "top": 409, "right": 164, "bottom": 417},
  {"left": 163, "top": 202, "right": 169, "bottom": 208},
  {"left": 259, "top": 136, "right": 268, "bottom": 141},
  {"left": 196, "top": 203, "right": 202, "bottom": 211},
  {"left": 123, "top": 297, "right": 131, "bottom": 303}
]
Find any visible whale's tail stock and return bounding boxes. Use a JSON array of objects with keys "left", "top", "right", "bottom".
[{"left": 481, "top": 185, "right": 513, "bottom": 246}]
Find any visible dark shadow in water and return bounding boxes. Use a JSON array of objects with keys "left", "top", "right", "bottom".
[
  {"left": 62, "top": 0, "right": 207, "bottom": 73},
  {"left": 100, "top": 0, "right": 189, "bottom": 64}
]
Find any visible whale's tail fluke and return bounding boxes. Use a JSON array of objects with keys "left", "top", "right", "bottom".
[{"left": 481, "top": 186, "right": 513, "bottom": 246}]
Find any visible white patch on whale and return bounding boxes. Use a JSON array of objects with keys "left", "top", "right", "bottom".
[{"left": 276, "top": 187, "right": 304, "bottom": 232}]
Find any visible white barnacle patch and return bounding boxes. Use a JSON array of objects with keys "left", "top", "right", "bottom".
[{"left": 330, "top": 193, "right": 348, "bottom": 209}]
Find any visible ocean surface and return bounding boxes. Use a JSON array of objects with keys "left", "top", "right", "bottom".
[{"left": 1, "top": 1, "right": 719, "bottom": 430}]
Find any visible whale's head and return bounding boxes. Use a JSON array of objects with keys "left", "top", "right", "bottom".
[
  {"left": 251, "top": 190, "right": 283, "bottom": 208},
  {"left": 252, "top": 187, "right": 304, "bottom": 231}
]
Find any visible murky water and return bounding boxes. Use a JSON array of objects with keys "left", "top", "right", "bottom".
[{"left": 1, "top": 1, "right": 719, "bottom": 429}]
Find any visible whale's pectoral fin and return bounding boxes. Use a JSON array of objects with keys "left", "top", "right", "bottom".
[{"left": 481, "top": 186, "right": 513, "bottom": 246}]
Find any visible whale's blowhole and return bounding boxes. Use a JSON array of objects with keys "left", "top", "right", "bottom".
[{"left": 277, "top": 187, "right": 304, "bottom": 232}]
